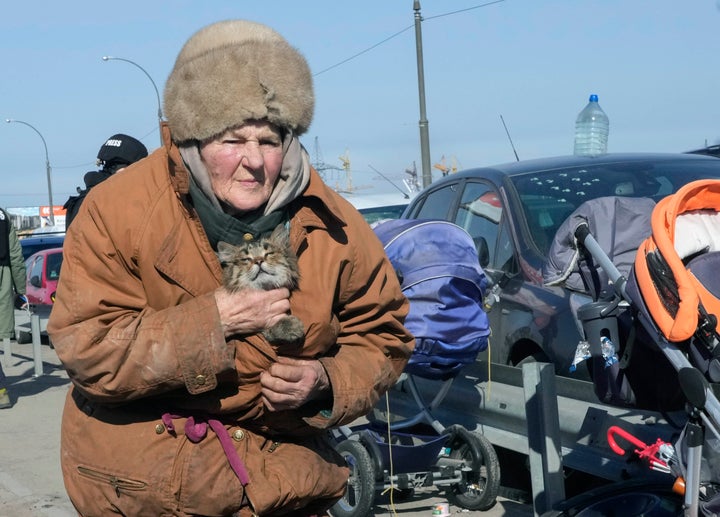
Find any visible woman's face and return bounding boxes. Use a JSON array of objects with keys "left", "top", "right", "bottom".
[{"left": 199, "top": 121, "right": 284, "bottom": 213}]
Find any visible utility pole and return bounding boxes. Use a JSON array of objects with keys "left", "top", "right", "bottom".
[
  {"left": 102, "top": 56, "right": 164, "bottom": 146},
  {"left": 414, "top": 0, "right": 433, "bottom": 188},
  {"left": 6, "top": 119, "right": 55, "bottom": 226}
]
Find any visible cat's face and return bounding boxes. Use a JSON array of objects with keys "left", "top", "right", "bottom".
[{"left": 218, "top": 225, "right": 299, "bottom": 292}]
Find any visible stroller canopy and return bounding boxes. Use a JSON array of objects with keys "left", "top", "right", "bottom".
[
  {"left": 374, "top": 219, "right": 490, "bottom": 379},
  {"left": 633, "top": 179, "right": 720, "bottom": 344},
  {"left": 542, "top": 196, "right": 656, "bottom": 299}
]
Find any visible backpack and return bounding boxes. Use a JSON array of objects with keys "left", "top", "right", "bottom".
[
  {"left": 373, "top": 219, "right": 490, "bottom": 380},
  {"left": 0, "top": 208, "right": 10, "bottom": 266},
  {"left": 63, "top": 170, "right": 112, "bottom": 229},
  {"left": 63, "top": 192, "right": 85, "bottom": 230}
]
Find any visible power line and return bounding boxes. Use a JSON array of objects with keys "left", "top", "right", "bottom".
[
  {"left": 314, "top": 26, "right": 413, "bottom": 76},
  {"left": 424, "top": 0, "right": 504, "bottom": 21},
  {"left": 314, "top": 0, "right": 505, "bottom": 77}
]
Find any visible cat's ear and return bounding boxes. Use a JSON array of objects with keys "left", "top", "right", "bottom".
[{"left": 217, "top": 241, "right": 234, "bottom": 264}]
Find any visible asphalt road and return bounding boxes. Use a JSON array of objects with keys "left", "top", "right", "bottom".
[{"left": 0, "top": 339, "right": 534, "bottom": 517}]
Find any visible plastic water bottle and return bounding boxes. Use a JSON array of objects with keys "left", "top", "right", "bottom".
[
  {"left": 573, "top": 94, "right": 609, "bottom": 156},
  {"left": 600, "top": 336, "right": 618, "bottom": 368}
]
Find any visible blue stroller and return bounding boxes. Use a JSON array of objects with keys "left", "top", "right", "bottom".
[{"left": 330, "top": 219, "right": 501, "bottom": 517}]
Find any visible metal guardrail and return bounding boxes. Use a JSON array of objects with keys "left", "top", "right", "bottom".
[
  {"left": 370, "top": 360, "right": 681, "bottom": 515},
  {"left": 5, "top": 307, "right": 51, "bottom": 376}
]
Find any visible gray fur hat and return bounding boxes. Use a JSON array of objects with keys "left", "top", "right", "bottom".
[{"left": 164, "top": 20, "right": 314, "bottom": 144}]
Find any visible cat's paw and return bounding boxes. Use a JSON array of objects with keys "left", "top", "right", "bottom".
[{"left": 264, "top": 315, "right": 305, "bottom": 346}]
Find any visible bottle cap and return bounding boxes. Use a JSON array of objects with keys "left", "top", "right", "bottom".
[{"left": 589, "top": 94, "right": 599, "bottom": 102}]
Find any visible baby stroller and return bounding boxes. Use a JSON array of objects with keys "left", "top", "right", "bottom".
[
  {"left": 330, "top": 219, "right": 501, "bottom": 517},
  {"left": 542, "top": 180, "right": 720, "bottom": 516}
]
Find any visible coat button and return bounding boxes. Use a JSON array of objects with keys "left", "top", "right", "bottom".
[
  {"left": 243, "top": 233, "right": 254, "bottom": 242},
  {"left": 155, "top": 423, "right": 165, "bottom": 434},
  {"left": 232, "top": 429, "right": 245, "bottom": 441},
  {"left": 195, "top": 375, "right": 206, "bottom": 385}
]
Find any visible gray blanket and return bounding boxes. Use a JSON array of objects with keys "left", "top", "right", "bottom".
[{"left": 542, "top": 196, "right": 656, "bottom": 298}]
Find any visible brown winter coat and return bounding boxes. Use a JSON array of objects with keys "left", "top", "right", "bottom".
[{"left": 48, "top": 124, "right": 414, "bottom": 516}]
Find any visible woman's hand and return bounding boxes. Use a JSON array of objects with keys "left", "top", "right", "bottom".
[
  {"left": 214, "top": 286, "right": 291, "bottom": 338},
  {"left": 260, "top": 356, "right": 331, "bottom": 412}
]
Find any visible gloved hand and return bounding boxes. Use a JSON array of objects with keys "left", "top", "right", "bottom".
[{"left": 14, "top": 294, "right": 28, "bottom": 310}]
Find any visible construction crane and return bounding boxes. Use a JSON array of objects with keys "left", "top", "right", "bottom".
[
  {"left": 311, "top": 136, "right": 342, "bottom": 182},
  {"left": 404, "top": 162, "right": 421, "bottom": 194},
  {"left": 337, "top": 149, "right": 353, "bottom": 193},
  {"left": 312, "top": 139, "right": 370, "bottom": 193},
  {"left": 433, "top": 155, "right": 460, "bottom": 176}
]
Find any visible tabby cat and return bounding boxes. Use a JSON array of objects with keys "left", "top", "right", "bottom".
[{"left": 217, "top": 224, "right": 304, "bottom": 346}]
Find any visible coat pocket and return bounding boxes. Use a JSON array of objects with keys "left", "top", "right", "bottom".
[{"left": 244, "top": 433, "right": 349, "bottom": 515}]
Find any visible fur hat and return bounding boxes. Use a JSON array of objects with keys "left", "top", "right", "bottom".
[{"left": 164, "top": 20, "right": 314, "bottom": 144}]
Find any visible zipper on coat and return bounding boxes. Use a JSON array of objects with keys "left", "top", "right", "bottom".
[{"left": 76, "top": 466, "right": 147, "bottom": 497}]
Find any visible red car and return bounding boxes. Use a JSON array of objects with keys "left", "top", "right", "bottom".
[{"left": 24, "top": 247, "right": 63, "bottom": 306}]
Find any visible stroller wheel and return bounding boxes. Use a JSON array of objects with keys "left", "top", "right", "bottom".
[
  {"left": 541, "top": 480, "right": 683, "bottom": 516},
  {"left": 443, "top": 425, "right": 500, "bottom": 511},
  {"left": 331, "top": 439, "right": 375, "bottom": 517}
]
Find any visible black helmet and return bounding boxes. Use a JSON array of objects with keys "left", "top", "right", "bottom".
[{"left": 96, "top": 134, "right": 148, "bottom": 167}]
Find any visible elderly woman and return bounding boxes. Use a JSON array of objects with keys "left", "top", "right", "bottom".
[{"left": 48, "top": 20, "right": 414, "bottom": 516}]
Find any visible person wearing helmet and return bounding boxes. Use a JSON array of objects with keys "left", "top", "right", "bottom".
[
  {"left": 62, "top": 133, "right": 148, "bottom": 229},
  {"left": 48, "top": 20, "right": 413, "bottom": 516}
]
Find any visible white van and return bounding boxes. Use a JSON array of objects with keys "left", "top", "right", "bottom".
[{"left": 340, "top": 192, "right": 412, "bottom": 225}]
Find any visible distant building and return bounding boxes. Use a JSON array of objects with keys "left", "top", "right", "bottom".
[{"left": 4, "top": 206, "right": 65, "bottom": 236}]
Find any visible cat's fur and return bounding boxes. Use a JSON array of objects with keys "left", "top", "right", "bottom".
[{"left": 217, "top": 224, "right": 304, "bottom": 346}]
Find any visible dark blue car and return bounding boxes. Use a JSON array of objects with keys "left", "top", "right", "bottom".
[
  {"left": 20, "top": 234, "right": 65, "bottom": 261},
  {"left": 402, "top": 152, "right": 720, "bottom": 378}
]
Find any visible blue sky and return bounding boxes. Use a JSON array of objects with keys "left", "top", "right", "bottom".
[{"left": 1, "top": 0, "right": 719, "bottom": 209}]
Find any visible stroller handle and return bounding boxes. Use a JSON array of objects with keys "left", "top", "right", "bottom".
[{"left": 574, "top": 223, "right": 628, "bottom": 300}]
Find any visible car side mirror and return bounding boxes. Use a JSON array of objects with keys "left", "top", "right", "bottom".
[
  {"left": 475, "top": 236, "right": 490, "bottom": 269},
  {"left": 30, "top": 275, "right": 42, "bottom": 288}
]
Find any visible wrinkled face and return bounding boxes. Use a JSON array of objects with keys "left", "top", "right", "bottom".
[{"left": 199, "top": 121, "right": 284, "bottom": 214}]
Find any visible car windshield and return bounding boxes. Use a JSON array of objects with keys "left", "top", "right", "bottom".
[{"left": 508, "top": 157, "right": 720, "bottom": 254}]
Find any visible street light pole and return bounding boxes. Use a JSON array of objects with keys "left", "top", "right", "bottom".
[
  {"left": 102, "top": 56, "right": 164, "bottom": 145},
  {"left": 414, "top": 0, "right": 433, "bottom": 188},
  {"left": 5, "top": 119, "right": 55, "bottom": 226}
]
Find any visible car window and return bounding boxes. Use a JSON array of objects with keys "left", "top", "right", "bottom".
[
  {"left": 46, "top": 252, "right": 63, "bottom": 280},
  {"left": 30, "top": 255, "right": 44, "bottom": 281},
  {"left": 409, "top": 183, "right": 456, "bottom": 219},
  {"left": 455, "top": 182, "right": 504, "bottom": 269},
  {"left": 495, "top": 216, "right": 516, "bottom": 274}
]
